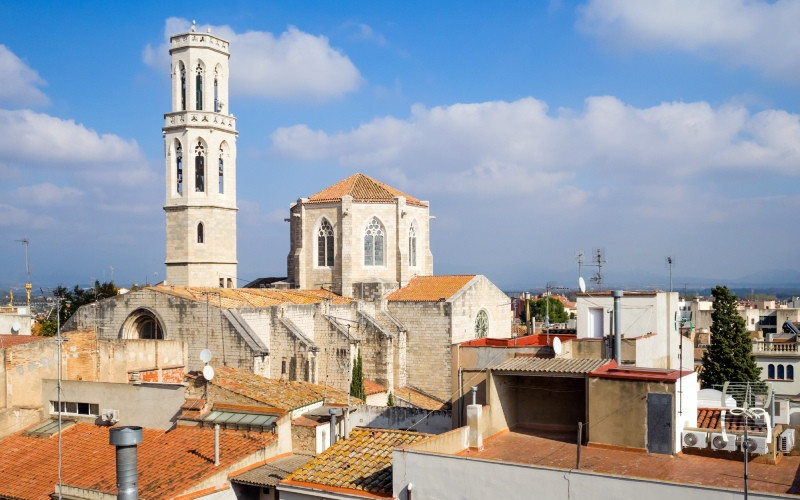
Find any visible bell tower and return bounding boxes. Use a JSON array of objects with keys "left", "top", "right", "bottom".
[{"left": 163, "top": 22, "right": 238, "bottom": 288}]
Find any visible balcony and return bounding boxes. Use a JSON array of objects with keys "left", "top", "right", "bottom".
[
  {"left": 164, "top": 111, "right": 236, "bottom": 132},
  {"left": 752, "top": 340, "right": 800, "bottom": 354}
]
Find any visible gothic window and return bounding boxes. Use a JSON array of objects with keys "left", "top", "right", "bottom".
[
  {"left": 214, "top": 73, "right": 219, "bottom": 112},
  {"left": 475, "top": 310, "right": 489, "bottom": 338},
  {"left": 408, "top": 222, "right": 417, "bottom": 267},
  {"left": 195, "top": 63, "right": 204, "bottom": 110},
  {"left": 364, "top": 217, "right": 385, "bottom": 266},
  {"left": 195, "top": 141, "right": 205, "bottom": 192},
  {"left": 778, "top": 364, "right": 785, "bottom": 379},
  {"left": 175, "top": 140, "right": 183, "bottom": 195},
  {"left": 218, "top": 153, "right": 224, "bottom": 194},
  {"left": 179, "top": 63, "right": 186, "bottom": 111},
  {"left": 768, "top": 364, "right": 775, "bottom": 379},
  {"left": 197, "top": 222, "right": 204, "bottom": 243},
  {"left": 317, "top": 219, "right": 334, "bottom": 267}
]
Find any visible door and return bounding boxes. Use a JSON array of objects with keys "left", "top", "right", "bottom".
[
  {"left": 647, "top": 393, "right": 673, "bottom": 454},
  {"left": 588, "top": 308, "right": 603, "bottom": 338}
]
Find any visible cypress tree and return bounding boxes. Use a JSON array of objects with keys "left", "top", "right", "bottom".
[
  {"left": 700, "top": 285, "right": 761, "bottom": 388},
  {"left": 350, "top": 349, "right": 365, "bottom": 401}
]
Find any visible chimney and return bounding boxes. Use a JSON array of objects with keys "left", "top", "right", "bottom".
[
  {"left": 467, "top": 387, "right": 483, "bottom": 450},
  {"left": 329, "top": 408, "right": 338, "bottom": 446},
  {"left": 612, "top": 290, "right": 623, "bottom": 365},
  {"left": 109, "top": 426, "right": 143, "bottom": 500}
]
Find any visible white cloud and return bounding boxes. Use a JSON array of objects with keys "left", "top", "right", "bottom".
[
  {"left": 144, "top": 18, "right": 362, "bottom": 100},
  {"left": 271, "top": 96, "right": 800, "bottom": 200},
  {"left": 0, "top": 45, "right": 49, "bottom": 107},
  {"left": 346, "top": 23, "right": 388, "bottom": 46},
  {"left": 15, "top": 183, "right": 83, "bottom": 207},
  {"left": 576, "top": 0, "right": 800, "bottom": 83}
]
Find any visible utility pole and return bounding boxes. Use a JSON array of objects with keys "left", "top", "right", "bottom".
[{"left": 16, "top": 238, "right": 31, "bottom": 315}]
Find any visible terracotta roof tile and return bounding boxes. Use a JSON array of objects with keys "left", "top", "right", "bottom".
[
  {"left": 150, "top": 286, "right": 353, "bottom": 308},
  {"left": 386, "top": 275, "right": 476, "bottom": 302},
  {"left": 283, "top": 428, "right": 428, "bottom": 496},
  {"left": 363, "top": 380, "right": 387, "bottom": 396},
  {"left": 192, "top": 366, "right": 356, "bottom": 410},
  {"left": 306, "top": 173, "right": 427, "bottom": 208},
  {"left": 696, "top": 408, "right": 770, "bottom": 432},
  {"left": 395, "top": 386, "right": 448, "bottom": 411},
  {"left": 0, "top": 423, "right": 275, "bottom": 499},
  {"left": 0, "top": 334, "right": 49, "bottom": 348}
]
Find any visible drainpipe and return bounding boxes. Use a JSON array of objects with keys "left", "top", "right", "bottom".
[
  {"left": 109, "top": 426, "right": 143, "bottom": 500},
  {"left": 613, "top": 291, "right": 623, "bottom": 365},
  {"left": 214, "top": 424, "right": 220, "bottom": 466}
]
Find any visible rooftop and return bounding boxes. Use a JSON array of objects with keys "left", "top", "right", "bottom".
[
  {"left": 192, "top": 365, "right": 354, "bottom": 411},
  {"left": 0, "top": 334, "right": 48, "bottom": 348},
  {"left": 150, "top": 286, "right": 353, "bottom": 308},
  {"left": 386, "top": 275, "right": 476, "bottom": 302},
  {"left": 696, "top": 408, "right": 772, "bottom": 433},
  {"left": 0, "top": 422, "right": 275, "bottom": 499},
  {"left": 283, "top": 427, "right": 429, "bottom": 497},
  {"left": 231, "top": 453, "right": 313, "bottom": 487},
  {"left": 395, "top": 386, "right": 449, "bottom": 411},
  {"left": 306, "top": 173, "right": 427, "bottom": 207},
  {"left": 364, "top": 379, "right": 388, "bottom": 396},
  {"left": 456, "top": 429, "right": 800, "bottom": 495},
  {"left": 492, "top": 357, "right": 612, "bottom": 375},
  {"left": 461, "top": 333, "right": 577, "bottom": 347}
]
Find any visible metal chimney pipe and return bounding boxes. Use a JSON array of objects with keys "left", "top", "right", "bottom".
[
  {"left": 109, "top": 426, "right": 143, "bottom": 500},
  {"left": 471, "top": 386, "right": 478, "bottom": 406},
  {"left": 612, "top": 291, "right": 623, "bottom": 365},
  {"left": 214, "top": 424, "right": 220, "bottom": 466},
  {"left": 329, "top": 408, "right": 338, "bottom": 446}
]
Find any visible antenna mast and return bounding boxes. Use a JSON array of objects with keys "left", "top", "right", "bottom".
[
  {"left": 666, "top": 257, "right": 674, "bottom": 293},
  {"left": 589, "top": 248, "right": 606, "bottom": 291},
  {"left": 16, "top": 238, "right": 31, "bottom": 314}
]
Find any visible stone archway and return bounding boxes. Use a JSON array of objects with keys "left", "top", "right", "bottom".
[{"left": 121, "top": 308, "right": 165, "bottom": 339}]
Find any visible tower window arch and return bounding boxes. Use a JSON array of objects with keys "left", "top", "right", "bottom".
[
  {"left": 175, "top": 140, "right": 183, "bottom": 195},
  {"left": 408, "top": 221, "right": 418, "bottom": 267},
  {"left": 778, "top": 364, "right": 785, "bottom": 379},
  {"left": 214, "top": 70, "right": 219, "bottom": 112},
  {"left": 197, "top": 222, "right": 204, "bottom": 243},
  {"left": 195, "top": 141, "right": 205, "bottom": 192},
  {"left": 195, "top": 63, "right": 204, "bottom": 110},
  {"left": 317, "top": 219, "right": 334, "bottom": 267},
  {"left": 179, "top": 62, "right": 186, "bottom": 111},
  {"left": 475, "top": 310, "right": 489, "bottom": 338},
  {"left": 768, "top": 364, "right": 775, "bottom": 379},
  {"left": 364, "top": 217, "right": 385, "bottom": 266},
  {"left": 218, "top": 144, "right": 225, "bottom": 194}
]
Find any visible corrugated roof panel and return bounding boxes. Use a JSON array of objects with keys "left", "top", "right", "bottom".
[{"left": 492, "top": 357, "right": 611, "bottom": 374}]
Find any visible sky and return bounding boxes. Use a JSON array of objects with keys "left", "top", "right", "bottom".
[{"left": 1, "top": 0, "right": 799, "bottom": 292}]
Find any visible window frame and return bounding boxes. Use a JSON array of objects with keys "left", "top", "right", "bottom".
[
  {"left": 363, "top": 217, "right": 386, "bottom": 267},
  {"left": 317, "top": 218, "right": 335, "bottom": 268}
]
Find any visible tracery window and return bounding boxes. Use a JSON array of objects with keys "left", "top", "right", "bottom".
[
  {"left": 317, "top": 219, "right": 334, "bottom": 267},
  {"left": 408, "top": 222, "right": 417, "bottom": 267},
  {"left": 364, "top": 217, "right": 385, "bottom": 266},
  {"left": 179, "top": 63, "right": 187, "bottom": 111},
  {"left": 214, "top": 72, "right": 219, "bottom": 112},
  {"left": 475, "top": 310, "right": 489, "bottom": 338},
  {"left": 218, "top": 148, "right": 224, "bottom": 194},
  {"left": 175, "top": 141, "right": 183, "bottom": 195},
  {"left": 197, "top": 222, "right": 204, "bottom": 243},
  {"left": 195, "top": 63, "right": 204, "bottom": 110},
  {"left": 195, "top": 141, "right": 205, "bottom": 192}
]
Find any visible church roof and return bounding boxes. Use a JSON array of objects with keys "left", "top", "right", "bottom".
[
  {"left": 151, "top": 286, "right": 353, "bottom": 308},
  {"left": 386, "top": 275, "right": 476, "bottom": 302},
  {"left": 306, "top": 173, "right": 428, "bottom": 207}
]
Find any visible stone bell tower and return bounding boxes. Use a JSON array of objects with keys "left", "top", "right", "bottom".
[{"left": 163, "top": 22, "right": 238, "bottom": 288}]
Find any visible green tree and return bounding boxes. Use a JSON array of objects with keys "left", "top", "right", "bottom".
[
  {"left": 529, "top": 296, "right": 568, "bottom": 324},
  {"left": 350, "top": 349, "right": 365, "bottom": 401},
  {"left": 39, "top": 320, "right": 57, "bottom": 337},
  {"left": 387, "top": 391, "right": 395, "bottom": 407},
  {"left": 700, "top": 286, "right": 761, "bottom": 388},
  {"left": 53, "top": 280, "right": 118, "bottom": 324}
]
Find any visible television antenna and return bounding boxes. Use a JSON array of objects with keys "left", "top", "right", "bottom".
[
  {"left": 665, "top": 256, "right": 674, "bottom": 293},
  {"left": 16, "top": 238, "right": 31, "bottom": 314},
  {"left": 589, "top": 248, "right": 606, "bottom": 291}
]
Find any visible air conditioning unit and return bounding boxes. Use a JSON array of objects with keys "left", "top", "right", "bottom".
[
  {"left": 711, "top": 433, "right": 737, "bottom": 451},
  {"left": 682, "top": 430, "right": 708, "bottom": 449},
  {"left": 741, "top": 436, "right": 768, "bottom": 454},
  {"left": 101, "top": 409, "right": 119, "bottom": 424},
  {"left": 779, "top": 429, "right": 796, "bottom": 453}
]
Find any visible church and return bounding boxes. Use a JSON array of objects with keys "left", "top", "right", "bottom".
[{"left": 65, "top": 24, "right": 510, "bottom": 405}]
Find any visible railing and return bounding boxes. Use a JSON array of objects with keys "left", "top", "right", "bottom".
[
  {"left": 752, "top": 340, "right": 800, "bottom": 354},
  {"left": 164, "top": 111, "right": 236, "bottom": 131}
]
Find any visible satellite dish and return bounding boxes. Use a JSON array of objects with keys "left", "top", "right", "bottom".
[
  {"left": 199, "top": 349, "right": 212, "bottom": 363},
  {"left": 578, "top": 277, "right": 586, "bottom": 293},
  {"left": 552, "top": 337, "right": 562, "bottom": 355},
  {"left": 11, "top": 322, "right": 21, "bottom": 334},
  {"left": 202, "top": 364, "right": 215, "bottom": 381}
]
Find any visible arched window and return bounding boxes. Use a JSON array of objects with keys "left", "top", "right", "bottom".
[
  {"left": 789, "top": 365, "right": 795, "bottom": 380},
  {"left": 768, "top": 364, "right": 775, "bottom": 379},
  {"left": 195, "top": 141, "right": 205, "bottom": 192},
  {"left": 218, "top": 149, "right": 224, "bottom": 194},
  {"left": 408, "top": 222, "right": 417, "bottom": 267},
  {"left": 214, "top": 73, "right": 219, "bottom": 112},
  {"left": 195, "top": 63, "right": 204, "bottom": 110},
  {"left": 475, "top": 310, "right": 489, "bottom": 338},
  {"left": 778, "top": 364, "right": 785, "bottom": 379},
  {"left": 197, "top": 222, "right": 204, "bottom": 243},
  {"left": 175, "top": 140, "right": 183, "bottom": 195},
  {"left": 317, "top": 219, "right": 334, "bottom": 267},
  {"left": 364, "top": 217, "right": 385, "bottom": 266},
  {"left": 179, "top": 63, "right": 186, "bottom": 111}
]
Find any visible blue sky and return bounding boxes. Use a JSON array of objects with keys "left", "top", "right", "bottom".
[{"left": 1, "top": 0, "right": 799, "bottom": 291}]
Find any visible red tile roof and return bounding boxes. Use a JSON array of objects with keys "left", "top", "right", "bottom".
[
  {"left": 283, "top": 427, "right": 429, "bottom": 496},
  {"left": 395, "top": 386, "right": 448, "bottom": 411},
  {"left": 386, "top": 275, "right": 476, "bottom": 302},
  {"left": 364, "top": 380, "right": 387, "bottom": 396},
  {"left": 460, "top": 334, "right": 576, "bottom": 347},
  {"left": 0, "top": 423, "right": 275, "bottom": 499},
  {"left": 0, "top": 334, "right": 48, "bottom": 348},
  {"left": 151, "top": 286, "right": 353, "bottom": 308},
  {"left": 306, "top": 173, "right": 427, "bottom": 207},
  {"left": 696, "top": 408, "right": 770, "bottom": 432}
]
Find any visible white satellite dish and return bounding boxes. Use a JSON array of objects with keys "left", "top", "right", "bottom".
[
  {"left": 199, "top": 349, "right": 212, "bottom": 363},
  {"left": 552, "top": 336, "right": 562, "bottom": 355},
  {"left": 578, "top": 276, "right": 586, "bottom": 293},
  {"left": 202, "top": 364, "right": 215, "bottom": 381},
  {"left": 11, "top": 322, "right": 21, "bottom": 334}
]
